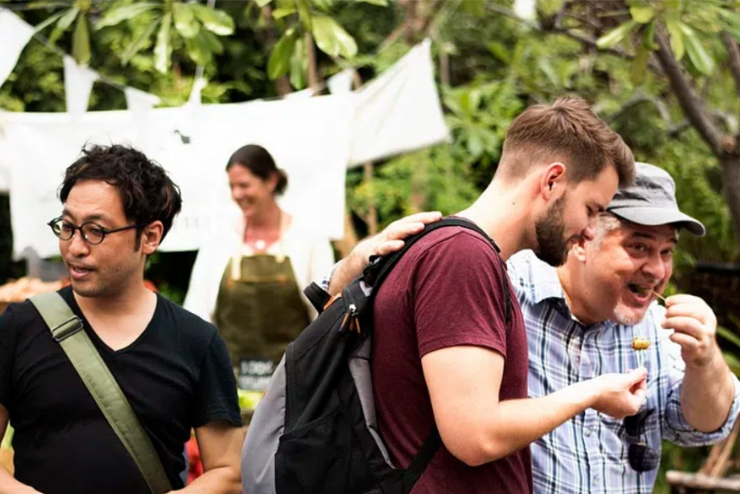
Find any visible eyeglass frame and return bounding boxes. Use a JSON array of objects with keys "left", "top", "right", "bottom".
[
  {"left": 623, "top": 407, "right": 660, "bottom": 472},
  {"left": 47, "top": 216, "right": 145, "bottom": 245}
]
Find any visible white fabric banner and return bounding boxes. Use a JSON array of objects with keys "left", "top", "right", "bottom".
[
  {"left": 2, "top": 94, "right": 353, "bottom": 257},
  {"left": 63, "top": 56, "right": 99, "bottom": 114},
  {"left": 0, "top": 8, "right": 35, "bottom": 89},
  {"left": 349, "top": 38, "right": 450, "bottom": 167},
  {"left": 328, "top": 69, "right": 355, "bottom": 94},
  {"left": 124, "top": 87, "right": 161, "bottom": 112}
]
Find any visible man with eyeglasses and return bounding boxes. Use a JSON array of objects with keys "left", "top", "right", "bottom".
[
  {"left": 507, "top": 163, "right": 740, "bottom": 493},
  {"left": 0, "top": 145, "right": 244, "bottom": 494}
]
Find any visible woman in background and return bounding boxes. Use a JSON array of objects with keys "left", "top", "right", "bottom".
[{"left": 184, "top": 144, "right": 334, "bottom": 367}]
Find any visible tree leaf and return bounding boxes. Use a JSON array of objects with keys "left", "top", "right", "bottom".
[
  {"left": 96, "top": 3, "right": 159, "bottom": 29},
  {"left": 31, "top": 9, "right": 67, "bottom": 34},
  {"left": 48, "top": 7, "right": 78, "bottom": 44},
  {"left": 290, "top": 37, "right": 307, "bottom": 90},
  {"left": 596, "top": 20, "right": 638, "bottom": 49},
  {"left": 154, "top": 12, "right": 172, "bottom": 73},
  {"left": 312, "top": 0, "right": 334, "bottom": 11},
  {"left": 272, "top": 7, "right": 297, "bottom": 20},
  {"left": 666, "top": 18, "right": 685, "bottom": 60},
  {"left": 200, "top": 30, "right": 223, "bottom": 55},
  {"left": 356, "top": 0, "right": 388, "bottom": 5},
  {"left": 630, "top": 5, "right": 654, "bottom": 24},
  {"left": 718, "top": 326, "right": 740, "bottom": 351},
  {"left": 190, "top": 4, "right": 235, "bottom": 36},
  {"left": 630, "top": 45, "right": 650, "bottom": 85},
  {"left": 255, "top": 0, "right": 273, "bottom": 7},
  {"left": 296, "top": 0, "right": 313, "bottom": 31},
  {"left": 267, "top": 31, "right": 296, "bottom": 80},
  {"left": 312, "top": 16, "right": 357, "bottom": 58},
  {"left": 72, "top": 12, "right": 91, "bottom": 65},
  {"left": 173, "top": 3, "right": 199, "bottom": 39},
  {"left": 122, "top": 19, "right": 159, "bottom": 64},
  {"left": 185, "top": 33, "right": 212, "bottom": 67},
  {"left": 682, "top": 27, "right": 715, "bottom": 75}
]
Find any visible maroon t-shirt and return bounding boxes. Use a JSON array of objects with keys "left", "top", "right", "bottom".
[{"left": 372, "top": 225, "right": 532, "bottom": 494}]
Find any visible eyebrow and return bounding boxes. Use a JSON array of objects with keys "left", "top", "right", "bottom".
[
  {"left": 62, "top": 209, "right": 109, "bottom": 223},
  {"left": 632, "top": 231, "right": 679, "bottom": 244}
]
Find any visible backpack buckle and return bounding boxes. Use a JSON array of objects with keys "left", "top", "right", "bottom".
[{"left": 51, "top": 316, "right": 85, "bottom": 342}]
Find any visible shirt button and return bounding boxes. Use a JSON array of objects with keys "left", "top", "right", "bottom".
[{"left": 585, "top": 427, "right": 592, "bottom": 437}]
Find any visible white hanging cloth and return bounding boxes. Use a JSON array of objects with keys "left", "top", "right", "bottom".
[
  {"left": 124, "top": 87, "right": 161, "bottom": 112},
  {"left": 63, "top": 56, "right": 99, "bottom": 115},
  {"left": 349, "top": 39, "right": 451, "bottom": 167},
  {"left": 328, "top": 69, "right": 355, "bottom": 94},
  {"left": 0, "top": 8, "right": 35, "bottom": 89}
]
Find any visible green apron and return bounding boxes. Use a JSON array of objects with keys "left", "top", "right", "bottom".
[{"left": 214, "top": 253, "right": 311, "bottom": 367}]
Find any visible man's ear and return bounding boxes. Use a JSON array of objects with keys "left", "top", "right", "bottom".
[
  {"left": 140, "top": 221, "right": 164, "bottom": 255},
  {"left": 570, "top": 235, "right": 588, "bottom": 262},
  {"left": 539, "top": 162, "right": 566, "bottom": 200}
]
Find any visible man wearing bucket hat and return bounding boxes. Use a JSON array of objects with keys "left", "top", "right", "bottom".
[{"left": 507, "top": 162, "right": 740, "bottom": 494}]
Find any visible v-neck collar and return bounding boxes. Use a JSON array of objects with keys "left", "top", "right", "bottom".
[{"left": 62, "top": 286, "right": 161, "bottom": 355}]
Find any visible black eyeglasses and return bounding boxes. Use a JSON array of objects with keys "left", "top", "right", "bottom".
[
  {"left": 47, "top": 217, "right": 143, "bottom": 245},
  {"left": 624, "top": 407, "right": 660, "bottom": 472}
]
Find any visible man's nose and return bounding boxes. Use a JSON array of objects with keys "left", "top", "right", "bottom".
[
  {"left": 642, "top": 252, "right": 667, "bottom": 281},
  {"left": 67, "top": 231, "right": 90, "bottom": 256},
  {"left": 582, "top": 223, "right": 596, "bottom": 242}
]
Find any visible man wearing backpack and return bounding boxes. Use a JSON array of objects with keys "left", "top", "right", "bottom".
[
  {"left": 0, "top": 145, "right": 242, "bottom": 494},
  {"left": 328, "top": 97, "right": 645, "bottom": 493}
]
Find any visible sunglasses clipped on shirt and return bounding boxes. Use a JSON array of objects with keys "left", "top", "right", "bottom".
[{"left": 624, "top": 407, "right": 661, "bottom": 472}]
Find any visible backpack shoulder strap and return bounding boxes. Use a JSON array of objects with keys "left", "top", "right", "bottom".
[
  {"left": 29, "top": 292, "right": 172, "bottom": 494},
  {"left": 367, "top": 217, "right": 513, "bottom": 323}
]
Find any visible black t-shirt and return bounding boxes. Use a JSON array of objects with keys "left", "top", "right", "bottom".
[{"left": 0, "top": 286, "right": 241, "bottom": 494}]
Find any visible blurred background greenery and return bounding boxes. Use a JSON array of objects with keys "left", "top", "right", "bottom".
[{"left": 2, "top": 1, "right": 740, "bottom": 489}]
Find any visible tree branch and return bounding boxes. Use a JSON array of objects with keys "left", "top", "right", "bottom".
[
  {"left": 486, "top": 3, "right": 661, "bottom": 69},
  {"left": 654, "top": 28, "right": 725, "bottom": 155},
  {"left": 722, "top": 32, "right": 740, "bottom": 137}
]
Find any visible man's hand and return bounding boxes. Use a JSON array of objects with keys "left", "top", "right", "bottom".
[
  {"left": 328, "top": 212, "right": 442, "bottom": 295},
  {"left": 587, "top": 368, "right": 648, "bottom": 419},
  {"left": 663, "top": 294, "right": 721, "bottom": 368},
  {"left": 353, "top": 211, "right": 444, "bottom": 262}
]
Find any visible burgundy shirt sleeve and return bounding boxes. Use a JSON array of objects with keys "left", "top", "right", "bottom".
[{"left": 410, "top": 230, "right": 510, "bottom": 359}]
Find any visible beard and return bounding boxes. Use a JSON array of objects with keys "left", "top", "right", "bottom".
[{"left": 534, "top": 194, "right": 572, "bottom": 267}]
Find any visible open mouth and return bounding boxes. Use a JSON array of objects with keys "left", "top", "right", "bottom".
[{"left": 627, "top": 283, "right": 655, "bottom": 301}]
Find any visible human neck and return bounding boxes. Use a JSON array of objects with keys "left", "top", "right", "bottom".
[
  {"left": 457, "top": 179, "right": 534, "bottom": 261},
  {"left": 246, "top": 201, "right": 282, "bottom": 230},
  {"left": 74, "top": 279, "right": 153, "bottom": 319},
  {"left": 556, "top": 263, "right": 600, "bottom": 325}
]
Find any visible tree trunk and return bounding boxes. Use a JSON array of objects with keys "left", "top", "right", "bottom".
[
  {"left": 719, "top": 154, "right": 740, "bottom": 247},
  {"left": 261, "top": 5, "right": 292, "bottom": 96}
]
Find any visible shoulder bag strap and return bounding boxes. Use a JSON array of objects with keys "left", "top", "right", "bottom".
[{"left": 29, "top": 292, "right": 172, "bottom": 494}]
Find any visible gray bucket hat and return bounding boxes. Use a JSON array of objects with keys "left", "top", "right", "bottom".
[{"left": 606, "top": 162, "right": 706, "bottom": 236}]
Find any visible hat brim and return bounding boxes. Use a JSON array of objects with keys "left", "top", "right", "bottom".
[{"left": 608, "top": 206, "right": 706, "bottom": 237}]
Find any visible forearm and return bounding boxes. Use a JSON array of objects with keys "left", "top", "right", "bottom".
[
  {"left": 327, "top": 255, "right": 364, "bottom": 296},
  {"left": 681, "top": 354, "right": 736, "bottom": 432},
  {"left": 170, "top": 466, "right": 240, "bottom": 494},
  {"left": 0, "top": 468, "right": 41, "bottom": 494},
  {"left": 457, "top": 381, "right": 595, "bottom": 465}
]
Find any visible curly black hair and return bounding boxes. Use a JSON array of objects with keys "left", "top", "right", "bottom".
[{"left": 59, "top": 144, "right": 182, "bottom": 243}]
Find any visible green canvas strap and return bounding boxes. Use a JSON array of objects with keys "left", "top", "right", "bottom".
[{"left": 29, "top": 292, "right": 172, "bottom": 494}]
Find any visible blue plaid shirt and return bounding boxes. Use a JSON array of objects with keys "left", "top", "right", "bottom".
[{"left": 507, "top": 250, "right": 740, "bottom": 494}]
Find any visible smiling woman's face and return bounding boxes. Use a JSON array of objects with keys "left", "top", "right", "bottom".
[
  {"left": 227, "top": 164, "right": 277, "bottom": 219},
  {"left": 581, "top": 221, "right": 677, "bottom": 325}
]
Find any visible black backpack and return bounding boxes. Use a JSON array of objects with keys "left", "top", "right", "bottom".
[{"left": 241, "top": 218, "right": 511, "bottom": 494}]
